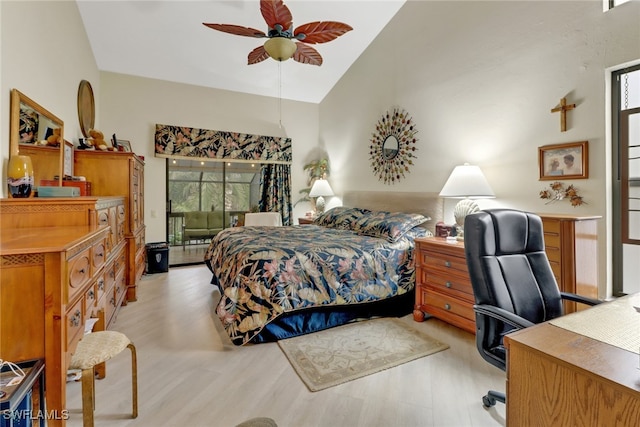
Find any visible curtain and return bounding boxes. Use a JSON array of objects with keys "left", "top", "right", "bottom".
[
  {"left": 259, "top": 164, "right": 292, "bottom": 226},
  {"left": 155, "top": 124, "right": 292, "bottom": 163}
]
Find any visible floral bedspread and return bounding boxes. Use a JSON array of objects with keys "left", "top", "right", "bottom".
[{"left": 204, "top": 225, "right": 420, "bottom": 345}]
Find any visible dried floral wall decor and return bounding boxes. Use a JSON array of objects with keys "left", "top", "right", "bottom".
[
  {"left": 369, "top": 107, "right": 418, "bottom": 184},
  {"left": 540, "top": 181, "right": 585, "bottom": 206}
]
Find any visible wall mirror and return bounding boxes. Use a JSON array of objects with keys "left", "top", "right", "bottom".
[
  {"left": 368, "top": 107, "right": 419, "bottom": 185},
  {"left": 10, "top": 89, "right": 65, "bottom": 185},
  {"left": 382, "top": 135, "right": 399, "bottom": 159}
]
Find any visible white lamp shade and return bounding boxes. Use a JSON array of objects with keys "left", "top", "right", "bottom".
[
  {"left": 309, "top": 179, "right": 334, "bottom": 197},
  {"left": 439, "top": 164, "right": 495, "bottom": 199}
]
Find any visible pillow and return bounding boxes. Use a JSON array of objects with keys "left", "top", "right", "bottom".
[
  {"left": 314, "top": 206, "right": 370, "bottom": 229},
  {"left": 353, "top": 210, "right": 429, "bottom": 242}
]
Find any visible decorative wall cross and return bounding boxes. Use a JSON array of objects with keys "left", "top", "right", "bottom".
[{"left": 551, "top": 97, "right": 576, "bottom": 132}]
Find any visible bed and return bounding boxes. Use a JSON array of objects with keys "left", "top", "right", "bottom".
[{"left": 205, "top": 191, "right": 444, "bottom": 345}]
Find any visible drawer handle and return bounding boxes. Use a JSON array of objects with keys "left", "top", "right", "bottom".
[
  {"left": 70, "top": 310, "right": 81, "bottom": 327},
  {"left": 444, "top": 303, "right": 451, "bottom": 310},
  {"left": 96, "top": 252, "right": 104, "bottom": 258},
  {"left": 110, "top": 297, "right": 116, "bottom": 307},
  {"left": 98, "top": 279, "right": 105, "bottom": 290},
  {"left": 78, "top": 268, "right": 86, "bottom": 274},
  {"left": 445, "top": 281, "right": 452, "bottom": 288},
  {"left": 88, "top": 289, "right": 95, "bottom": 299},
  {"left": 444, "top": 261, "right": 451, "bottom": 268}
]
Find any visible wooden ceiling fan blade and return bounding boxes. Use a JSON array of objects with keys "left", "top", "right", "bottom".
[
  {"left": 260, "top": 0, "right": 293, "bottom": 31},
  {"left": 294, "top": 21, "right": 353, "bottom": 44},
  {"left": 203, "top": 23, "right": 266, "bottom": 38},
  {"left": 293, "top": 42, "right": 322, "bottom": 66},
  {"left": 248, "top": 45, "right": 270, "bottom": 65}
]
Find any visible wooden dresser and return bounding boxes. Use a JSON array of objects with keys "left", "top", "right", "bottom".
[
  {"left": 1, "top": 224, "right": 109, "bottom": 427},
  {"left": 74, "top": 150, "right": 145, "bottom": 301},
  {"left": 413, "top": 237, "right": 475, "bottom": 334},
  {"left": 0, "top": 197, "right": 130, "bottom": 426},
  {"left": 539, "top": 214, "right": 600, "bottom": 312}
]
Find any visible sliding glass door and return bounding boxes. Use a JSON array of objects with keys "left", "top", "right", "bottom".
[
  {"left": 166, "top": 159, "right": 260, "bottom": 265},
  {"left": 612, "top": 66, "right": 640, "bottom": 295}
]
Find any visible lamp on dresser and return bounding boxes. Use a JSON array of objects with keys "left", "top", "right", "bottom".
[
  {"left": 309, "top": 179, "right": 333, "bottom": 214},
  {"left": 439, "top": 163, "right": 495, "bottom": 239}
]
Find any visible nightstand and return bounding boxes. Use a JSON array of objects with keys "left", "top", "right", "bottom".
[
  {"left": 298, "top": 217, "right": 315, "bottom": 225},
  {"left": 413, "top": 237, "right": 475, "bottom": 334}
]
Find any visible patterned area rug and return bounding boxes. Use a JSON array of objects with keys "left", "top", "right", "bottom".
[{"left": 278, "top": 318, "right": 449, "bottom": 392}]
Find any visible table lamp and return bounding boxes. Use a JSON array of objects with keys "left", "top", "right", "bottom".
[
  {"left": 439, "top": 163, "right": 495, "bottom": 239},
  {"left": 309, "top": 179, "right": 334, "bottom": 214}
]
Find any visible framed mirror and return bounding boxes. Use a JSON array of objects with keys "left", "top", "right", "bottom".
[
  {"left": 368, "top": 107, "right": 419, "bottom": 184},
  {"left": 10, "top": 89, "right": 65, "bottom": 185}
]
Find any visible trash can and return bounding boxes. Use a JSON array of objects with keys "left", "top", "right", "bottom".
[{"left": 146, "top": 242, "right": 169, "bottom": 273}]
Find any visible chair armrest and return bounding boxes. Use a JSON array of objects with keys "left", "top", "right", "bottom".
[
  {"left": 473, "top": 304, "right": 536, "bottom": 330},
  {"left": 560, "top": 292, "right": 601, "bottom": 306}
]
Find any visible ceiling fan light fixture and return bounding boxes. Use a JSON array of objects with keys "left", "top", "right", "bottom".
[{"left": 264, "top": 37, "right": 297, "bottom": 61}]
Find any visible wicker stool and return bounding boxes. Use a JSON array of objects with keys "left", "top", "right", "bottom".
[{"left": 69, "top": 331, "right": 138, "bottom": 426}]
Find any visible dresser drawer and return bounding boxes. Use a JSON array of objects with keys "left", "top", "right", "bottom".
[
  {"left": 117, "top": 205, "right": 126, "bottom": 241},
  {"left": 95, "top": 271, "right": 107, "bottom": 306},
  {"left": 114, "top": 248, "right": 126, "bottom": 276},
  {"left": 419, "top": 249, "right": 468, "bottom": 276},
  {"left": 543, "top": 233, "right": 561, "bottom": 251},
  {"left": 84, "top": 284, "right": 97, "bottom": 320},
  {"left": 92, "top": 240, "right": 107, "bottom": 270},
  {"left": 423, "top": 289, "right": 474, "bottom": 320},
  {"left": 421, "top": 271, "right": 474, "bottom": 301},
  {"left": 68, "top": 248, "right": 92, "bottom": 300},
  {"left": 66, "top": 298, "right": 84, "bottom": 353}
]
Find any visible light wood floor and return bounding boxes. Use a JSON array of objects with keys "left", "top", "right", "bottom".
[{"left": 65, "top": 266, "right": 506, "bottom": 427}]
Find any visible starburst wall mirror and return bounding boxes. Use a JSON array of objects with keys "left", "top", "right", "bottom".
[{"left": 369, "top": 107, "right": 418, "bottom": 184}]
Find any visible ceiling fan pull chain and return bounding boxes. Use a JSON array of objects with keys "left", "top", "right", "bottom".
[{"left": 279, "top": 61, "right": 283, "bottom": 128}]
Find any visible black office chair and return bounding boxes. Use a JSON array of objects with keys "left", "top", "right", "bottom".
[{"left": 463, "top": 209, "right": 600, "bottom": 408}]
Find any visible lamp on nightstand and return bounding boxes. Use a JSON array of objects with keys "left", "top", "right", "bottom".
[
  {"left": 439, "top": 163, "right": 495, "bottom": 239},
  {"left": 309, "top": 179, "right": 333, "bottom": 214}
]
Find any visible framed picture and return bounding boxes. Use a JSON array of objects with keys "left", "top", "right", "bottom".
[
  {"left": 116, "top": 139, "right": 132, "bottom": 152},
  {"left": 538, "top": 141, "right": 588, "bottom": 180}
]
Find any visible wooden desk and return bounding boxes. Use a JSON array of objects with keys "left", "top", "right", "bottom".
[{"left": 505, "top": 314, "right": 640, "bottom": 426}]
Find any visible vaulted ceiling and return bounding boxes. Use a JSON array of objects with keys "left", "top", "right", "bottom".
[{"left": 77, "top": 0, "right": 406, "bottom": 103}]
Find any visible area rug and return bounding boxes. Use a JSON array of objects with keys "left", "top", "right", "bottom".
[{"left": 277, "top": 317, "right": 449, "bottom": 392}]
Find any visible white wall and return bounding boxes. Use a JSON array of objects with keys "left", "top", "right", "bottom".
[
  {"left": 319, "top": 0, "right": 640, "bottom": 298},
  {"left": 98, "top": 72, "right": 319, "bottom": 241},
  {"left": 1, "top": 0, "right": 101, "bottom": 196},
  {"left": 1, "top": 1, "right": 320, "bottom": 243}
]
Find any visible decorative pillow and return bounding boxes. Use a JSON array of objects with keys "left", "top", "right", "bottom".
[
  {"left": 353, "top": 210, "right": 429, "bottom": 242},
  {"left": 314, "top": 206, "right": 370, "bottom": 229}
]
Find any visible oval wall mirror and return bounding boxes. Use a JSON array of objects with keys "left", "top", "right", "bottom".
[
  {"left": 382, "top": 135, "right": 399, "bottom": 160},
  {"left": 9, "top": 89, "right": 65, "bottom": 185}
]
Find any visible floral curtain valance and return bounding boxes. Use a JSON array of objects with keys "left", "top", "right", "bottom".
[{"left": 154, "top": 124, "right": 292, "bottom": 164}]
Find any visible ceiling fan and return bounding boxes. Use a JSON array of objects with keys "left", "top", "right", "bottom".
[{"left": 203, "top": 0, "right": 353, "bottom": 66}]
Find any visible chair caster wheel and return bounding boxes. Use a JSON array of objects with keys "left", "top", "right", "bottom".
[{"left": 482, "top": 395, "right": 496, "bottom": 408}]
